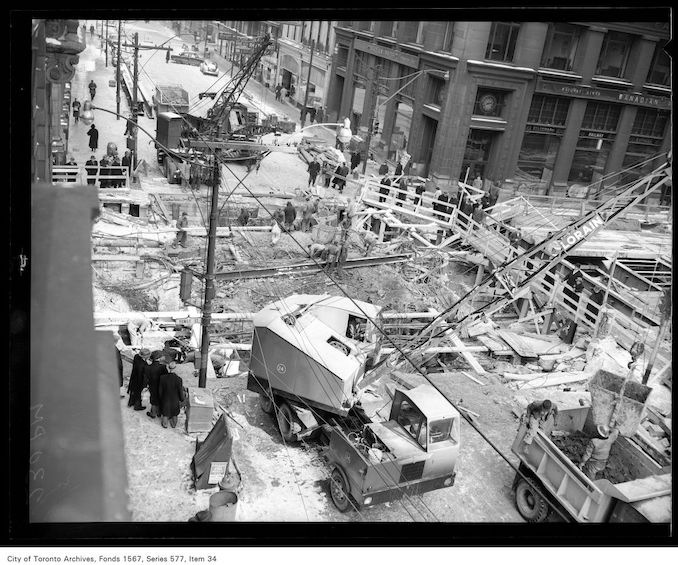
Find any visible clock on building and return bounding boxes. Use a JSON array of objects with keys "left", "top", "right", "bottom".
[{"left": 479, "top": 93, "right": 498, "bottom": 115}]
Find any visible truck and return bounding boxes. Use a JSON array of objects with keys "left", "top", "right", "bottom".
[
  {"left": 246, "top": 294, "right": 461, "bottom": 512},
  {"left": 153, "top": 85, "right": 190, "bottom": 116},
  {"left": 155, "top": 112, "right": 184, "bottom": 165},
  {"left": 511, "top": 405, "right": 671, "bottom": 523}
]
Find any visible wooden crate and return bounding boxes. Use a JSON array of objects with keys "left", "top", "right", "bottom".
[{"left": 185, "top": 387, "right": 215, "bottom": 433}]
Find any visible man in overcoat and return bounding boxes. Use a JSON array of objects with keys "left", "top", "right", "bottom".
[
  {"left": 128, "top": 348, "right": 151, "bottom": 410},
  {"left": 146, "top": 350, "right": 168, "bottom": 419},
  {"left": 158, "top": 361, "right": 186, "bottom": 428}
]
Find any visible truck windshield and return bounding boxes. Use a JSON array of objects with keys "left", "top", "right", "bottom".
[{"left": 395, "top": 400, "right": 427, "bottom": 449}]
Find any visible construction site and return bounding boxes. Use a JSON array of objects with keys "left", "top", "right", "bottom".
[{"left": 28, "top": 18, "right": 672, "bottom": 528}]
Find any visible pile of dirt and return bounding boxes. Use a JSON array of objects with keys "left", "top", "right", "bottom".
[{"left": 552, "top": 431, "right": 636, "bottom": 484}]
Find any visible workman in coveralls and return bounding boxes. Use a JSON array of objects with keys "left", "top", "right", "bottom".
[
  {"left": 578, "top": 424, "right": 620, "bottom": 480},
  {"left": 522, "top": 399, "right": 559, "bottom": 453}
]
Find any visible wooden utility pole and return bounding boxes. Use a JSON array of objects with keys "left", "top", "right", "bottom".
[
  {"left": 116, "top": 21, "right": 121, "bottom": 119},
  {"left": 362, "top": 65, "right": 380, "bottom": 174},
  {"left": 132, "top": 32, "right": 139, "bottom": 170},
  {"left": 198, "top": 156, "right": 221, "bottom": 388},
  {"left": 300, "top": 39, "right": 315, "bottom": 128},
  {"left": 105, "top": 20, "right": 108, "bottom": 66}
]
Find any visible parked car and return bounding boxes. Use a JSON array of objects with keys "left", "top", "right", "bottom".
[
  {"left": 200, "top": 60, "right": 219, "bottom": 76},
  {"left": 170, "top": 51, "right": 204, "bottom": 66}
]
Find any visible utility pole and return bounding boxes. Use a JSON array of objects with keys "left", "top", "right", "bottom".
[
  {"left": 105, "top": 20, "right": 108, "bottom": 67},
  {"left": 300, "top": 39, "right": 315, "bottom": 128},
  {"left": 132, "top": 32, "right": 139, "bottom": 170},
  {"left": 198, "top": 156, "right": 221, "bottom": 388},
  {"left": 203, "top": 22, "right": 208, "bottom": 58},
  {"left": 362, "top": 65, "right": 380, "bottom": 175},
  {"left": 116, "top": 21, "right": 121, "bottom": 120}
]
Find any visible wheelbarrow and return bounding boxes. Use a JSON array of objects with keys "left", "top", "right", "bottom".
[{"left": 589, "top": 369, "right": 652, "bottom": 437}]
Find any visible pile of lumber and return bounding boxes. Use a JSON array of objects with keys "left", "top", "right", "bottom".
[{"left": 298, "top": 139, "right": 345, "bottom": 170}]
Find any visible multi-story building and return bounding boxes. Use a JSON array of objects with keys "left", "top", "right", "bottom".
[
  {"left": 216, "top": 20, "right": 337, "bottom": 114},
  {"left": 31, "top": 18, "right": 86, "bottom": 182},
  {"left": 328, "top": 20, "right": 671, "bottom": 198}
]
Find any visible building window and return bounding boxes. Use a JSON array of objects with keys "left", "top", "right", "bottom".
[
  {"left": 442, "top": 22, "right": 454, "bottom": 52},
  {"left": 426, "top": 75, "right": 446, "bottom": 107},
  {"left": 473, "top": 88, "right": 506, "bottom": 118},
  {"left": 485, "top": 22, "right": 520, "bottom": 62},
  {"left": 516, "top": 134, "right": 561, "bottom": 186},
  {"left": 582, "top": 102, "right": 621, "bottom": 132},
  {"left": 336, "top": 45, "right": 349, "bottom": 68},
  {"left": 632, "top": 108, "right": 669, "bottom": 137},
  {"left": 540, "top": 23, "right": 581, "bottom": 71},
  {"left": 527, "top": 95, "right": 570, "bottom": 126},
  {"left": 415, "top": 22, "right": 425, "bottom": 45},
  {"left": 646, "top": 41, "right": 670, "bottom": 85},
  {"left": 595, "top": 31, "right": 632, "bottom": 78}
]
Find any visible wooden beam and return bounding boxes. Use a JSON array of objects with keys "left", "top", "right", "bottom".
[{"left": 446, "top": 332, "right": 486, "bottom": 374}]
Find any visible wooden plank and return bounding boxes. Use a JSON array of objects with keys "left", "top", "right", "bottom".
[
  {"left": 496, "top": 329, "right": 559, "bottom": 358},
  {"left": 476, "top": 333, "right": 513, "bottom": 355},
  {"left": 461, "top": 371, "right": 485, "bottom": 386},
  {"left": 446, "top": 332, "right": 486, "bottom": 374},
  {"left": 457, "top": 405, "right": 480, "bottom": 418}
]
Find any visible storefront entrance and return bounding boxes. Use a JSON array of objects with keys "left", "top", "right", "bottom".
[{"left": 460, "top": 129, "right": 496, "bottom": 183}]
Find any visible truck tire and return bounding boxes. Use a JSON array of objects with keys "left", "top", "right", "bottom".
[
  {"left": 515, "top": 477, "right": 550, "bottom": 522},
  {"left": 260, "top": 394, "right": 274, "bottom": 415},
  {"left": 276, "top": 402, "right": 295, "bottom": 442},
  {"left": 329, "top": 467, "right": 351, "bottom": 513}
]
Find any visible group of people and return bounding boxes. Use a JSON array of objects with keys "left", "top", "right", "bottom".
[
  {"left": 127, "top": 348, "right": 186, "bottom": 429},
  {"left": 521, "top": 398, "right": 620, "bottom": 481},
  {"left": 83, "top": 149, "right": 133, "bottom": 187}
]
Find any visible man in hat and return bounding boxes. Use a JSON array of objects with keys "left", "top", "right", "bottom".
[
  {"left": 146, "top": 350, "right": 168, "bottom": 420},
  {"left": 158, "top": 361, "right": 186, "bottom": 429},
  {"left": 172, "top": 212, "right": 189, "bottom": 248},
  {"left": 578, "top": 424, "right": 620, "bottom": 480},
  {"left": 128, "top": 348, "right": 151, "bottom": 411},
  {"left": 522, "top": 399, "right": 559, "bottom": 452}
]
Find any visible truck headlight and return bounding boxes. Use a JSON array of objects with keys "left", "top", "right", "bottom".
[
  {"left": 444, "top": 476, "right": 453, "bottom": 486},
  {"left": 363, "top": 497, "right": 372, "bottom": 505}
]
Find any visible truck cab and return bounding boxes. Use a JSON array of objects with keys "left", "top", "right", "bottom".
[{"left": 326, "top": 385, "right": 460, "bottom": 511}]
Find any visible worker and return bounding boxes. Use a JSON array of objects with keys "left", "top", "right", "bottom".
[
  {"left": 363, "top": 231, "right": 378, "bottom": 256},
  {"left": 127, "top": 316, "right": 151, "bottom": 348},
  {"left": 378, "top": 175, "right": 391, "bottom": 203},
  {"left": 172, "top": 212, "right": 189, "bottom": 248},
  {"left": 308, "top": 242, "right": 326, "bottom": 259},
  {"left": 237, "top": 208, "right": 250, "bottom": 226},
  {"left": 145, "top": 350, "right": 168, "bottom": 420},
  {"left": 127, "top": 348, "right": 151, "bottom": 411},
  {"left": 283, "top": 201, "right": 297, "bottom": 232},
  {"left": 301, "top": 197, "right": 317, "bottom": 233},
  {"left": 522, "top": 399, "right": 558, "bottom": 451},
  {"left": 578, "top": 424, "right": 620, "bottom": 480},
  {"left": 321, "top": 242, "right": 340, "bottom": 271},
  {"left": 307, "top": 158, "right": 321, "bottom": 187}
]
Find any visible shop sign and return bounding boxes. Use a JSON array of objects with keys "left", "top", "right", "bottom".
[
  {"left": 536, "top": 79, "right": 670, "bottom": 109},
  {"left": 354, "top": 38, "right": 419, "bottom": 68},
  {"left": 525, "top": 124, "right": 559, "bottom": 134},
  {"left": 558, "top": 214, "right": 604, "bottom": 252}
]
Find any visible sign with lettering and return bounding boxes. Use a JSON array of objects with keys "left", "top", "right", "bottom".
[
  {"left": 355, "top": 38, "right": 419, "bottom": 68},
  {"left": 525, "top": 124, "right": 560, "bottom": 134},
  {"left": 558, "top": 214, "right": 605, "bottom": 252},
  {"left": 536, "top": 79, "right": 670, "bottom": 109},
  {"left": 208, "top": 462, "right": 228, "bottom": 485}
]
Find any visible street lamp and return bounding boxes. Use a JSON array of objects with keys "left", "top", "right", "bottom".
[{"left": 336, "top": 117, "right": 352, "bottom": 150}]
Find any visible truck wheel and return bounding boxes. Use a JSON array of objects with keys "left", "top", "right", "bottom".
[
  {"left": 260, "top": 394, "right": 274, "bottom": 415},
  {"left": 276, "top": 402, "right": 295, "bottom": 442},
  {"left": 329, "top": 468, "right": 351, "bottom": 512},
  {"left": 515, "top": 478, "right": 550, "bottom": 522}
]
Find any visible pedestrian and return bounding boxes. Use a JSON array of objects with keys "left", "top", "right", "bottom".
[
  {"left": 350, "top": 151, "right": 361, "bottom": 174},
  {"left": 72, "top": 97, "right": 81, "bottom": 123},
  {"left": 275, "top": 84, "right": 282, "bottom": 101},
  {"left": 283, "top": 201, "right": 297, "bottom": 232},
  {"left": 395, "top": 162, "right": 403, "bottom": 176},
  {"left": 172, "top": 212, "right": 189, "bottom": 248},
  {"left": 378, "top": 162, "right": 389, "bottom": 176},
  {"left": 110, "top": 152, "right": 123, "bottom": 188},
  {"left": 237, "top": 208, "right": 250, "bottom": 226},
  {"left": 158, "top": 361, "right": 186, "bottom": 429},
  {"left": 378, "top": 175, "right": 391, "bottom": 203},
  {"left": 433, "top": 186, "right": 444, "bottom": 220},
  {"left": 481, "top": 191, "right": 491, "bottom": 210},
  {"left": 413, "top": 182, "right": 425, "bottom": 208},
  {"left": 522, "top": 399, "right": 559, "bottom": 451},
  {"left": 99, "top": 153, "right": 110, "bottom": 188},
  {"left": 564, "top": 267, "right": 585, "bottom": 305},
  {"left": 85, "top": 154, "right": 98, "bottom": 186},
  {"left": 87, "top": 124, "right": 99, "bottom": 151},
  {"left": 333, "top": 163, "right": 349, "bottom": 193},
  {"left": 309, "top": 107, "right": 317, "bottom": 124},
  {"left": 64, "top": 155, "right": 78, "bottom": 182},
  {"left": 322, "top": 160, "right": 333, "bottom": 188},
  {"left": 473, "top": 174, "right": 483, "bottom": 190},
  {"left": 90, "top": 24, "right": 95, "bottom": 38},
  {"left": 396, "top": 177, "right": 408, "bottom": 207},
  {"left": 127, "top": 348, "right": 151, "bottom": 411},
  {"left": 578, "top": 424, "right": 620, "bottom": 480},
  {"left": 307, "top": 158, "right": 321, "bottom": 187},
  {"left": 88, "top": 79, "right": 97, "bottom": 100},
  {"left": 121, "top": 149, "right": 132, "bottom": 183},
  {"left": 165, "top": 49, "right": 170, "bottom": 63},
  {"left": 124, "top": 113, "right": 136, "bottom": 137},
  {"left": 145, "top": 350, "right": 168, "bottom": 420},
  {"left": 316, "top": 106, "right": 324, "bottom": 124}
]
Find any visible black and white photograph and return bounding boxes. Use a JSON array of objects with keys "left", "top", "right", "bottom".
[{"left": 8, "top": 7, "right": 674, "bottom": 550}]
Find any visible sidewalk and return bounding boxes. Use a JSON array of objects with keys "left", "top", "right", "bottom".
[{"left": 68, "top": 24, "right": 161, "bottom": 179}]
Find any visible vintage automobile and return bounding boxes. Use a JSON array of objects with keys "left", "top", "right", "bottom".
[
  {"left": 170, "top": 51, "right": 204, "bottom": 67},
  {"left": 200, "top": 60, "right": 219, "bottom": 76}
]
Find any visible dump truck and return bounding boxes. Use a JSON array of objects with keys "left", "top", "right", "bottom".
[
  {"left": 153, "top": 85, "right": 189, "bottom": 115},
  {"left": 246, "top": 294, "right": 461, "bottom": 512},
  {"left": 511, "top": 404, "right": 671, "bottom": 523}
]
